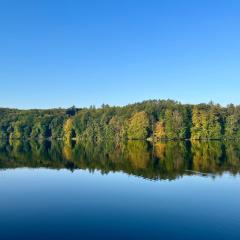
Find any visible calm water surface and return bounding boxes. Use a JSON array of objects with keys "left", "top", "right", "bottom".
[{"left": 0, "top": 140, "right": 240, "bottom": 239}]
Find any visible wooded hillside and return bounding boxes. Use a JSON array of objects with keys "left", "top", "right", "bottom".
[{"left": 1, "top": 100, "right": 240, "bottom": 141}]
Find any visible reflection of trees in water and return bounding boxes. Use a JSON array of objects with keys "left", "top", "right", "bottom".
[
  {"left": 0, "top": 140, "right": 240, "bottom": 180},
  {"left": 192, "top": 141, "right": 223, "bottom": 172},
  {"left": 127, "top": 141, "right": 150, "bottom": 170},
  {"left": 190, "top": 141, "right": 240, "bottom": 174},
  {"left": 224, "top": 141, "right": 240, "bottom": 174},
  {"left": 154, "top": 142, "right": 166, "bottom": 160},
  {"left": 153, "top": 141, "right": 190, "bottom": 178}
]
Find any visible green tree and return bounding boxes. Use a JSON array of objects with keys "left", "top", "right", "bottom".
[
  {"left": 164, "top": 109, "right": 186, "bottom": 139},
  {"left": 225, "top": 114, "right": 240, "bottom": 139},
  {"left": 191, "top": 105, "right": 222, "bottom": 140}
]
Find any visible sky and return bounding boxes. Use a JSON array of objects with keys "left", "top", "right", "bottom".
[{"left": 0, "top": 0, "right": 240, "bottom": 109}]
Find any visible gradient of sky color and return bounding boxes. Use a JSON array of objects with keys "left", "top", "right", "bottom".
[{"left": 0, "top": 0, "right": 240, "bottom": 109}]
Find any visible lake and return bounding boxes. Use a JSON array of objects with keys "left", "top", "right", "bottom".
[{"left": 0, "top": 140, "right": 240, "bottom": 239}]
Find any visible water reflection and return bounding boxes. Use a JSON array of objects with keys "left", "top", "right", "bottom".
[{"left": 0, "top": 140, "right": 240, "bottom": 180}]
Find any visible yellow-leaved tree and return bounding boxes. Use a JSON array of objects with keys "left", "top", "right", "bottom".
[
  {"left": 154, "top": 121, "right": 166, "bottom": 140},
  {"left": 127, "top": 111, "right": 150, "bottom": 140},
  {"left": 63, "top": 118, "right": 75, "bottom": 141}
]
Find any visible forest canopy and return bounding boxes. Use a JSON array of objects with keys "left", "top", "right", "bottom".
[{"left": 1, "top": 100, "right": 240, "bottom": 141}]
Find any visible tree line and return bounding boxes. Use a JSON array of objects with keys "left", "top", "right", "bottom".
[{"left": 1, "top": 99, "right": 240, "bottom": 141}]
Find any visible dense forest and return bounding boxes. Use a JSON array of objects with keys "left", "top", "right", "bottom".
[{"left": 1, "top": 99, "right": 240, "bottom": 141}]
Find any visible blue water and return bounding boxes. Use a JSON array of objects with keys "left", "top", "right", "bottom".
[{"left": 0, "top": 168, "right": 239, "bottom": 240}]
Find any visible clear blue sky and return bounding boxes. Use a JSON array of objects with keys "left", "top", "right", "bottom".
[{"left": 0, "top": 0, "right": 240, "bottom": 109}]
